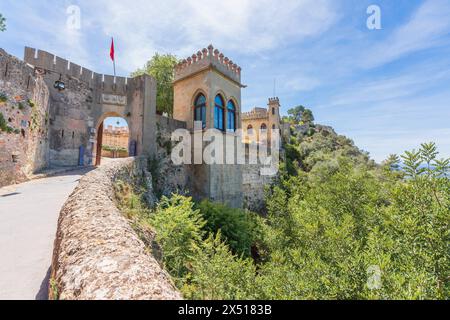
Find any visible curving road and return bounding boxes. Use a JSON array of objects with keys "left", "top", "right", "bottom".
[{"left": 0, "top": 169, "right": 90, "bottom": 300}]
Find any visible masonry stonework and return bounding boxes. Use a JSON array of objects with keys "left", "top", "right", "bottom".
[
  {"left": 0, "top": 49, "right": 50, "bottom": 187},
  {"left": 23, "top": 47, "right": 157, "bottom": 167},
  {"left": 1, "top": 45, "right": 282, "bottom": 211},
  {"left": 173, "top": 45, "right": 244, "bottom": 208}
]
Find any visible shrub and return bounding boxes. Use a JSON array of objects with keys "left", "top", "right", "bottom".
[
  {"left": 0, "top": 93, "right": 7, "bottom": 103},
  {"left": 102, "top": 144, "right": 127, "bottom": 153},
  {"left": 181, "top": 232, "right": 257, "bottom": 300},
  {"left": 196, "top": 200, "right": 260, "bottom": 257},
  {"left": 150, "top": 194, "right": 206, "bottom": 282},
  {"left": 0, "top": 113, "right": 12, "bottom": 133}
]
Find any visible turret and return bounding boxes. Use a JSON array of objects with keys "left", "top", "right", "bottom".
[{"left": 268, "top": 97, "right": 281, "bottom": 134}]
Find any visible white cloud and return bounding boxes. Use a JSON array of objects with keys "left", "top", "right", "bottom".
[
  {"left": 82, "top": 0, "right": 338, "bottom": 71},
  {"left": 328, "top": 64, "right": 450, "bottom": 107},
  {"left": 285, "top": 75, "right": 321, "bottom": 91},
  {"left": 362, "top": 0, "right": 450, "bottom": 68}
]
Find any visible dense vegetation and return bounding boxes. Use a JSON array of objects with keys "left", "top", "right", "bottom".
[{"left": 116, "top": 108, "right": 449, "bottom": 300}]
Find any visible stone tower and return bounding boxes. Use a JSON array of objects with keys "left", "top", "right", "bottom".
[
  {"left": 268, "top": 97, "right": 281, "bottom": 142},
  {"left": 173, "top": 45, "right": 243, "bottom": 131},
  {"left": 173, "top": 45, "right": 245, "bottom": 208}
]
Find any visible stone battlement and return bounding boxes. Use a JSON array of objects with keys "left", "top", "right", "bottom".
[
  {"left": 268, "top": 97, "right": 280, "bottom": 105},
  {"left": 24, "top": 47, "right": 134, "bottom": 95},
  {"left": 174, "top": 45, "right": 241, "bottom": 84},
  {"left": 242, "top": 107, "right": 268, "bottom": 120}
]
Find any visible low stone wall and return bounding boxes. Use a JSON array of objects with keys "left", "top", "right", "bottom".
[{"left": 50, "top": 157, "right": 181, "bottom": 300}]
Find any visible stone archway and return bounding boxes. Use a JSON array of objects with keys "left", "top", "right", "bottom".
[{"left": 94, "top": 112, "right": 131, "bottom": 166}]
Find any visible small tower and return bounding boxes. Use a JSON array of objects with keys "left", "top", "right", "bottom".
[
  {"left": 267, "top": 97, "right": 281, "bottom": 142},
  {"left": 173, "top": 45, "right": 244, "bottom": 131},
  {"left": 172, "top": 45, "right": 245, "bottom": 208}
]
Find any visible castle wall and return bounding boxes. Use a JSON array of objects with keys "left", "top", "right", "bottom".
[
  {"left": 242, "top": 162, "right": 277, "bottom": 213},
  {"left": 173, "top": 46, "right": 244, "bottom": 208},
  {"left": 173, "top": 72, "right": 209, "bottom": 130},
  {"left": 23, "top": 47, "right": 157, "bottom": 167},
  {"left": 0, "top": 49, "right": 50, "bottom": 187},
  {"left": 153, "top": 115, "right": 189, "bottom": 197},
  {"left": 241, "top": 117, "right": 270, "bottom": 143}
]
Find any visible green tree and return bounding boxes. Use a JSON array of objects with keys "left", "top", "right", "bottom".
[
  {"left": 262, "top": 142, "right": 449, "bottom": 299},
  {"left": 182, "top": 232, "right": 257, "bottom": 300},
  {"left": 287, "top": 105, "right": 306, "bottom": 123},
  {"left": 0, "top": 14, "right": 6, "bottom": 32},
  {"left": 302, "top": 109, "right": 314, "bottom": 124},
  {"left": 131, "top": 53, "right": 178, "bottom": 116}
]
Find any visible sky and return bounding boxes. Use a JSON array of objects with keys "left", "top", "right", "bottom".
[{"left": 1, "top": 0, "right": 449, "bottom": 162}]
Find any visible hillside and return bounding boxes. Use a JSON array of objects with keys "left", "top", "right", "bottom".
[{"left": 114, "top": 111, "right": 449, "bottom": 300}]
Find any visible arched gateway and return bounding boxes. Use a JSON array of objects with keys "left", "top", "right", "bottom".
[{"left": 23, "top": 47, "right": 157, "bottom": 167}]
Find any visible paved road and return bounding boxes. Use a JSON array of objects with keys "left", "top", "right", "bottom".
[{"left": 0, "top": 169, "right": 90, "bottom": 300}]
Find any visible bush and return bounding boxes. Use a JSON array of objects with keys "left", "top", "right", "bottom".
[
  {"left": 150, "top": 194, "right": 206, "bottom": 282},
  {"left": 181, "top": 232, "right": 257, "bottom": 300},
  {"left": 196, "top": 200, "right": 260, "bottom": 257}
]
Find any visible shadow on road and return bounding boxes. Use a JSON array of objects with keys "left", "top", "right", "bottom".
[
  {"left": 35, "top": 266, "right": 51, "bottom": 300},
  {"left": 1, "top": 192, "right": 21, "bottom": 197}
]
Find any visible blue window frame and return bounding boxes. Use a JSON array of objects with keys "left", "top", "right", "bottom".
[
  {"left": 214, "top": 95, "right": 225, "bottom": 131},
  {"left": 194, "top": 94, "right": 206, "bottom": 129},
  {"left": 227, "top": 100, "right": 236, "bottom": 131}
]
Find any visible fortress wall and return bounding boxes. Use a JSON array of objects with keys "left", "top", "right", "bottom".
[
  {"left": 0, "top": 49, "right": 50, "bottom": 187},
  {"left": 45, "top": 69, "right": 93, "bottom": 166},
  {"left": 50, "top": 157, "right": 181, "bottom": 300},
  {"left": 24, "top": 47, "right": 132, "bottom": 95},
  {"left": 242, "top": 162, "right": 277, "bottom": 213},
  {"left": 22, "top": 47, "right": 157, "bottom": 167},
  {"left": 153, "top": 114, "right": 189, "bottom": 197}
]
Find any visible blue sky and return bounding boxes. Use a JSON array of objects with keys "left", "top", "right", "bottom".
[{"left": 1, "top": 0, "right": 449, "bottom": 161}]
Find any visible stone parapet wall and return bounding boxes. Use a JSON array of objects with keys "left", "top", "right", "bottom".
[
  {"left": 50, "top": 157, "right": 181, "bottom": 300},
  {"left": 24, "top": 47, "right": 135, "bottom": 95},
  {"left": 174, "top": 45, "right": 241, "bottom": 84}
]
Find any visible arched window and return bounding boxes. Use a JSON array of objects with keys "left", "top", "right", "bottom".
[
  {"left": 227, "top": 100, "right": 236, "bottom": 131},
  {"left": 247, "top": 124, "right": 253, "bottom": 135},
  {"left": 194, "top": 94, "right": 206, "bottom": 129},
  {"left": 214, "top": 95, "right": 225, "bottom": 131},
  {"left": 272, "top": 124, "right": 276, "bottom": 130},
  {"left": 261, "top": 123, "right": 267, "bottom": 131}
]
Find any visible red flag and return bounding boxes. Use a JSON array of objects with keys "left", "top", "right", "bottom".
[{"left": 110, "top": 37, "right": 115, "bottom": 61}]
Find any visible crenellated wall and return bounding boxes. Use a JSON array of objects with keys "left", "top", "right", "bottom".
[
  {"left": 24, "top": 47, "right": 132, "bottom": 95},
  {"left": 22, "top": 47, "right": 157, "bottom": 167},
  {"left": 174, "top": 44, "right": 241, "bottom": 85}
]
